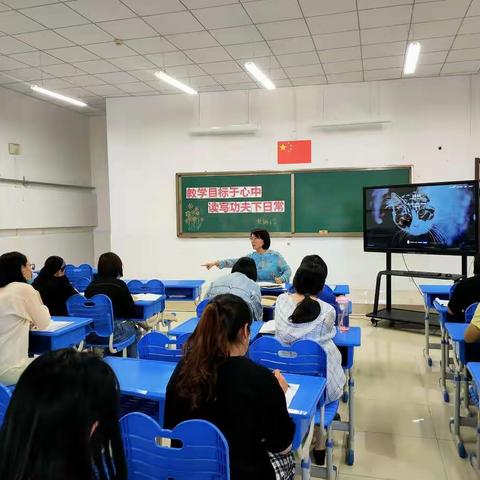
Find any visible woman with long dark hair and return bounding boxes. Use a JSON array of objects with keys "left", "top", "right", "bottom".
[
  {"left": 0, "top": 349, "right": 127, "bottom": 480},
  {"left": 0, "top": 251, "right": 50, "bottom": 385},
  {"left": 32, "top": 256, "right": 77, "bottom": 316},
  {"left": 164, "top": 294, "right": 295, "bottom": 480}
]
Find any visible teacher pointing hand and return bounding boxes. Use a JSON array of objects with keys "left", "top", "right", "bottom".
[{"left": 202, "top": 229, "right": 291, "bottom": 284}]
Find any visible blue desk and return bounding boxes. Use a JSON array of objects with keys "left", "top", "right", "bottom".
[
  {"left": 104, "top": 356, "right": 325, "bottom": 479},
  {"left": 444, "top": 322, "right": 476, "bottom": 458},
  {"left": 170, "top": 318, "right": 264, "bottom": 344},
  {"left": 163, "top": 280, "right": 204, "bottom": 301},
  {"left": 434, "top": 302, "right": 453, "bottom": 402},
  {"left": 29, "top": 316, "right": 92, "bottom": 354},
  {"left": 420, "top": 284, "right": 452, "bottom": 367},
  {"left": 134, "top": 296, "right": 165, "bottom": 320}
]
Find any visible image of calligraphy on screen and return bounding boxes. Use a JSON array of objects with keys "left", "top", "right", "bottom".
[{"left": 364, "top": 182, "right": 477, "bottom": 253}]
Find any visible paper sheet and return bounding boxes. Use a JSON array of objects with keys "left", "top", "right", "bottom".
[
  {"left": 435, "top": 297, "right": 449, "bottom": 307},
  {"left": 259, "top": 320, "right": 275, "bottom": 334},
  {"left": 328, "top": 284, "right": 336, "bottom": 290},
  {"left": 285, "top": 383, "right": 300, "bottom": 407},
  {"left": 35, "top": 321, "right": 73, "bottom": 332},
  {"left": 258, "top": 282, "right": 286, "bottom": 289},
  {"left": 132, "top": 294, "right": 161, "bottom": 301}
]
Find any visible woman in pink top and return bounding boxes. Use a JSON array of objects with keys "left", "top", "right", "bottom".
[{"left": 0, "top": 252, "right": 50, "bottom": 385}]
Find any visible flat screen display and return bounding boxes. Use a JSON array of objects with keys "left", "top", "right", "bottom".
[{"left": 363, "top": 181, "right": 478, "bottom": 255}]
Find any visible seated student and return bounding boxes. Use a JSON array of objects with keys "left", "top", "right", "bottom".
[
  {"left": 0, "top": 349, "right": 127, "bottom": 480},
  {"left": 164, "top": 294, "right": 295, "bottom": 480},
  {"left": 300, "top": 254, "right": 337, "bottom": 305},
  {"left": 448, "top": 253, "right": 480, "bottom": 322},
  {"left": 0, "top": 251, "right": 51, "bottom": 385},
  {"left": 274, "top": 259, "right": 345, "bottom": 465},
  {"left": 204, "top": 257, "right": 263, "bottom": 321},
  {"left": 32, "top": 256, "right": 77, "bottom": 316},
  {"left": 85, "top": 252, "right": 142, "bottom": 357}
]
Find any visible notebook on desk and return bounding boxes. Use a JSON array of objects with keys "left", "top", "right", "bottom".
[
  {"left": 132, "top": 294, "right": 162, "bottom": 302},
  {"left": 435, "top": 298, "right": 449, "bottom": 307},
  {"left": 285, "top": 383, "right": 299, "bottom": 407},
  {"left": 258, "top": 282, "right": 286, "bottom": 289},
  {"left": 33, "top": 321, "right": 73, "bottom": 332},
  {"left": 260, "top": 320, "right": 275, "bottom": 334}
]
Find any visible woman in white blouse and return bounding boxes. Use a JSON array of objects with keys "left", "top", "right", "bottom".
[
  {"left": 0, "top": 252, "right": 51, "bottom": 385},
  {"left": 274, "top": 255, "right": 345, "bottom": 465}
]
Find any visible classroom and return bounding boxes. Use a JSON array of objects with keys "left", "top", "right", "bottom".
[{"left": 0, "top": 1, "right": 480, "bottom": 479}]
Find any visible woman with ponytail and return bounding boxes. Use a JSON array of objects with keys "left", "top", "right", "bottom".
[
  {"left": 274, "top": 259, "right": 345, "bottom": 465},
  {"left": 164, "top": 294, "right": 295, "bottom": 480}
]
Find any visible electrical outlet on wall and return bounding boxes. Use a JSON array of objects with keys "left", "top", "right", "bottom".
[{"left": 8, "top": 143, "right": 20, "bottom": 155}]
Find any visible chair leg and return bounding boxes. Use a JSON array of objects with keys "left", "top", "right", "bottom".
[{"left": 326, "top": 425, "right": 334, "bottom": 480}]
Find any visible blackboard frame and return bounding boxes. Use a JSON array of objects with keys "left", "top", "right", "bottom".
[{"left": 176, "top": 165, "right": 413, "bottom": 238}]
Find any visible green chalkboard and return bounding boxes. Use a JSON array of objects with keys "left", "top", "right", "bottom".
[
  {"left": 294, "top": 167, "right": 411, "bottom": 234},
  {"left": 177, "top": 173, "right": 292, "bottom": 236}
]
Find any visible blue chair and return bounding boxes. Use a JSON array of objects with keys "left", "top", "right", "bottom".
[
  {"left": 138, "top": 332, "right": 184, "bottom": 362},
  {"left": 65, "top": 264, "right": 93, "bottom": 289},
  {"left": 146, "top": 279, "right": 165, "bottom": 295},
  {"left": 249, "top": 336, "right": 339, "bottom": 478},
  {"left": 120, "top": 412, "right": 230, "bottom": 480},
  {"left": 196, "top": 298, "right": 210, "bottom": 317},
  {"left": 465, "top": 303, "right": 479, "bottom": 323},
  {"left": 0, "top": 384, "right": 12, "bottom": 427},
  {"left": 127, "top": 280, "right": 148, "bottom": 294},
  {"left": 66, "top": 294, "right": 136, "bottom": 356},
  {"left": 75, "top": 276, "right": 91, "bottom": 293}
]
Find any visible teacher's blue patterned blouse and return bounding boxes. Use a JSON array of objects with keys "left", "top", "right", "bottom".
[{"left": 218, "top": 250, "right": 291, "bottom": 283}]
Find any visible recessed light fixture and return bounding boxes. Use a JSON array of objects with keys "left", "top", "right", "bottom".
[
  {"left": 30, "top": 85, "right": 87, "bottom": 107},
  {"left": 154, "top": 71, "right": 197, "bottom": 95},
  {"left": 244, "top": 62, "right": 275, "bottom": 90},
  {"left": 404, "top": 41, "right": 421, "bottom": 75}
]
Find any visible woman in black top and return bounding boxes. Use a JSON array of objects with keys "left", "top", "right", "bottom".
[
  {"left": 32, "top": 256, "right": 77, "bottom": 316},
  {"left": 448, "top": 253, "right": 480, "bottom": 322},
  {"left": 164, "top": 294, "right": 295, "bottom": 480},
  {"left": 85, "top": 252, "right": 142, "bottom": 357}
]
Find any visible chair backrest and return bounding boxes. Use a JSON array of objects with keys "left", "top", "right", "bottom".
[
  {"left": 120, "top": 412, "right": 230, "bottom": 480},
  {"left": 138, "top": 332, "right": 184, "bottom": 362},
  {"left": 127, "top": 280, "right": 148, "bottom": 294},
  {"left": 0, "top": 384, "right": 12, "bottom": 427},
  {"left": 74, "top": 276, "right": 91, "bottom": 293},
  {"left": 465, "top": 302, "right": 479, "bottom": 323},
  {"left": 249, "top": 336, "right": 327, "bottom": 377},
  {"left": 66, "top": 294, "right": 114, "bottom": 338},
  {"left": 146, "top": 279, "right": 165, "bottom": 295},
  {"left": 196, "top": 298, "right": 210, "bottom": 317},
  {"left": 65, "top": 264, "right": 93, "bottom": 283}
]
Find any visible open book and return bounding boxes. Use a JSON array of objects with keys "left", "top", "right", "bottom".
[
  {"left": 258, "top": 282, "right": 286, "bottom": 289},
  {"left": 434, "top": 297, "right": 449, "bottom": 307},
  {"left": 34, "top": 321, "right": 73, "bottom": 332},
  {"left": 259, "top": 320, "right": 275, "bottom": 334},
  {"left": 285, "top": 383, "right": 299, "bottom": 407},
  {"left": 132, "top": 293, "right": 162, "bottom": 302}
]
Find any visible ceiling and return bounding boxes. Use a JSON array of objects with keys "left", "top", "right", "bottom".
[{"left": 0, "top": 0, "right": 478, "bottom": 114}]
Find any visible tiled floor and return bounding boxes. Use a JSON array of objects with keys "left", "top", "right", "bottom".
[{"left": 319, "top": 315, "right": 479, "bottom": 480}]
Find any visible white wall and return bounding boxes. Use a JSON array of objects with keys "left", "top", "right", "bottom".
[
  {"left": 106, "top": 74, "right": 480, "bottom": 304},
  {"left": 0, "top": 86, "right": 96, "bottom": 266}
]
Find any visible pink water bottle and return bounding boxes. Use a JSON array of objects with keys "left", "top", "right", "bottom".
[{"left": 337, "top": 295, "right": 350, "bottom": 333}]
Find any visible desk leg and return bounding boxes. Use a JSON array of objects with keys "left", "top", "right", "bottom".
[
  {"left": 472, "top": 409, "right": 480, "bottom": 470},
  {"left": 345, "top": 369, "right": 355, "bottom": 466},
  {"left": 301, "top": 458, "right": 311, "bottom": 480},
  {"left": 440, "top": 328, "right": 450, "bottom": 403},
  {"left": 424, "top": 299, "right": 432, "bottom": 367},
  {"left": 451, "top": 367, "right": 468, "bottom": 458}
]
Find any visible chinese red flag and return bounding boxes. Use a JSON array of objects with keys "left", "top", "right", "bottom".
[{"left": 277, "top": 140, "right": 311, "bottom": 164}]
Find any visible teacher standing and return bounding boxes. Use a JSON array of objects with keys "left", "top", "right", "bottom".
[{"left": 203, "top": 229, "right": 291, "bottom": 284}]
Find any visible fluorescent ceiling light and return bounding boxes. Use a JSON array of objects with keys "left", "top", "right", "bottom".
[
  {"left": 154, "top": 71, "right": 197, "bottom": 95},
  {"left": 403, "top": 41, "right": 421, "bottom": 75},
  {"left": 189, "top": 124, "right": 258, "bottom": 136},
  {"left": 244, "top": 62, "right": 275, "bottom": 90},
  {"left": 30, "top": 85, "right": 87, "bottom": 107}
]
